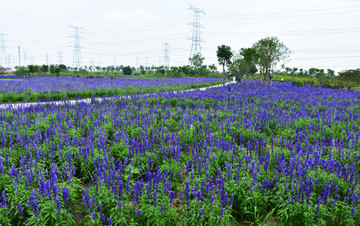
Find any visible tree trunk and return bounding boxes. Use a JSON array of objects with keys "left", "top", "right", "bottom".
[
  {"left": 246, "top": 74, "right": 249, "bottom": 85},
  {"left": 223, "top": 64, "right": 225, "bottom": 86}
]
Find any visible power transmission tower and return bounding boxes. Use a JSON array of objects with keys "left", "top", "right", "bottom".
[
  {"left": 162, "top": 42, "right": 170, "bottom": 69},
  {"left": 18, "top": 46, "right": 21, "bottom": 67},
  {"left": 57, "top": 51, "right": 63, "bottom": 64},
  {"left": 0, "top": 33, "right": 7, "bottom": 67},
  {"left": 45, "top": 52, "right": 49, "bottom": 65},
  {"left": 188, "top": 5, "right": 205, "bottom": 61},
  {"left": 69, "top": 25, "right": 84, "bottom": 69},
  {"left": 23, "top": 50, "right": 27, "bottom": 66},
  {"left": 6, "top": 55, "right": 11, "bottom": 69}
]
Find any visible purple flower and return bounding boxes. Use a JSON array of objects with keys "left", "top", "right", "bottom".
[
  {"left": 179, "top": 189, "right": 183, "bottom": 202},
  {"left": 229, "top": 194, "right": 234, "bottom": 208},
  {"left": 351, "top": 207, "right": 355, "bottom": 216},
  {"left": 136, "top": 209, "right": 142, "bottom": 215},
  {"left": 17, "top": 203, "right": 23, "bottom": 217},
  {"left": 62, "top": 187, "right": 70, "bottom": 209},
  {"left": 55, "top": 197, "right": 61, "bottom": 215},
  {"left": 185, "top": 181, "right": 190, "bottom": 205},
  {"left": 221, "top": 207, "right": 225, "bottom": 218},
  {"left": 117, "top": 200, "right": 123, "bottom": 212},
  {"left": 28, "top": 190, "right": 39, "bottom": 215},
  {"left": 0, "top": 157, "right": 4, "bottom": 175}
]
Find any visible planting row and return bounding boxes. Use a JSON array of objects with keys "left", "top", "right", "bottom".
[{"left": 0, "top": 77, "right": 223, "bottom": 103}]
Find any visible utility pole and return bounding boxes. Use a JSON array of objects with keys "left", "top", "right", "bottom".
[
  {"left": 188, "top": 5, "right": 205, "bottom": 62},
  {"left": 45, "top": 52, "right": 49, "bottom": 65},
  {"left": 23, "top": 50, "right": 27, "bottom": 66},
  {"left": 57, "top": 51, "right": 63, "bottom": 64},
  {"left": 146, "top": 57, "right": 148, "bottom": 68},
  {"left": 162, "top": 42, "right": 170, "bottom": 69},
  {"left": 6, "top": 55, "right": 11, "bottom": 69},
  {"left": 0, "top": 33, "right": 7, "bottom": 66},
  {"left": 136, "top": 56, "right": 139, "bottom": 70},
  {"left": 69, "top": 25, "right": 84, "bottom": 69},
  {"left": 18, "top": 46, "right": 21, "bottom": 67}
]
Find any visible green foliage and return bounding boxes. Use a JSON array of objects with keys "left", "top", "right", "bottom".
[
  {"left": 217, "top": 45, "right": 233, "bottom": 67},
  {"left": 122, "top": 66, "right": 132, "bottom": 75},
  {"left": 253, "top": 36, "right": 291, "bottom": 85}
]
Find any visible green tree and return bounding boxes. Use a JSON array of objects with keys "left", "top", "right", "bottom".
[
  {"left": 40, "top": 65, "right": 49, "bottom": 76},
  {"left": 179, "top": 65, "right": 191, "bottom": 75},
  {"left": 189, "top": 53, "right": 205, "bottom": 76},
  {"left": 327, "top": 69, "right": 335, "bottom": 77},
  {"left": 253, "top": 36, "right": 290, "bottom": 86},
  {"left": 240, "top": 47, "right": 258, "bottom": 85},
  {"left": 216, "top": 45, "right": 233, "bottom": 85},
  {"left": 122, "top": 66, "right": 132, "bottom": 75},
  {"left": 339, "top": 69, "right": 360, "bottom": 82},
  {"left": 139, "top": 65, "right": 146, "bottom": 75},
  {"left": 156, "top": 66, "right": 166, "bottom": 75},
  {"left": 0, "top": 66, "right": 7, "bottom": 74},
  {"left": 228, "top": 58, "right": 247, "bottom": 83},
  {"left": 308, "top": 68, "right": 320, "bottom": 77},
  {"left": 208, "top": 64, "right": 217, "bottom": 72},
  {"left": 49, "top": 65, "right": 61, "bottom": 77},
  {"left": 189, "top": 53, "right": 204, "bottom": 68},
  {"left": 27, "top": 65, "right": 39, "bottom": 76},
  {"left": 14, "top": 66, "right": 28, "bottom": 76}
]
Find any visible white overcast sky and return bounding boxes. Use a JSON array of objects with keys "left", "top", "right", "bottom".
[{"left": 0, "top": 0, "right": 359, "bottom": 72}]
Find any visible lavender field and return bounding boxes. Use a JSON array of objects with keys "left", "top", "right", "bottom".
[
  {"left": 0, "top": 77, "right": 223, "bottom": 93},
  {"left": 0, "top": 82, "right": 359, "bottom": 225},
  {"left": 0, "top": 77, "right": 224, "bottom": 104}
]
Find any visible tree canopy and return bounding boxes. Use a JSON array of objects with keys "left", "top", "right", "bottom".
[
  {"left": 240, "top": 47, "right": 258, "bottom": 85},
  {"left": 253, "top": 36, "right": 290, "bottom": 86},
  {"left": 216, "top": 45, "right": 233, "bottom": 84}
]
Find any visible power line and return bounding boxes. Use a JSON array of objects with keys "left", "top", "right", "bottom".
[
  {"left": 293, "top": 55, "right": 360, "bottom": 60},
  {"left": 86, "top": 17, "right": 190, "bottom": 34},
  {"left": 84, "top": 32, "right": 188, "bottom": 46},
  {"left": 188, "top": 5, "right": 205, "bottom": 61},
  {"left": 206, "top": 26, "right": 360, "bottom": 37},
  {"left": 207, "top": 3, "right": 360, "bottom": 20}
]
